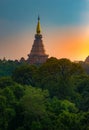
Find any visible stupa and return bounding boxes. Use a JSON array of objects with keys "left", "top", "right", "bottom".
[{"left": 27, "top": 16, "right": 49, "bottom": 64}]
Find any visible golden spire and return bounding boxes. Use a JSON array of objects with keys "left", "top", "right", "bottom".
[{"left": 36, "top": 16, "right": 41, "bottom": 34}]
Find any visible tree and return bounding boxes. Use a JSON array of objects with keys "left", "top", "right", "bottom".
[
  {"left": 75, "top": 75, "right": 89, "bottom": 111},
  {"left": 0, "top": 95, "right": 7, "bottom": 130},
  {"left": 38, "top": 58, "right": 84, "bottom": 99},
  {"left": 12, "top": 65, "right": 38, "bottom": 86},
  {"left": 56, "top": 111, "right": 79, "bottom": 130},
  {"left": 21, "top": 86, "right": 51, "bottom": 130},
  {"left": 0, "top": 59, "right": 21, "bottom": 77},
  {"left": 0, "top": 89, "right": 16, "bottom": 130},
  {"left": 0, "top": 77, "right": 16, "bottom": 89}
]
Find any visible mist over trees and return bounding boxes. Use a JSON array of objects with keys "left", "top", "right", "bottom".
[{"left": 0, "top": 57, "right": 89, "bottom": 130}]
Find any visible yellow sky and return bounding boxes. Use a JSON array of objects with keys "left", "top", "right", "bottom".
[
  {"left": 44, "top": 26, "right": 89, "bottom": 61},
  {"left": 0, "top": 26, "right": 89, "bottom": 61}
]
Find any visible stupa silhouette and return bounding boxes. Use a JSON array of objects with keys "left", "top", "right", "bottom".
[{"left": 27, "top": 16, "right": 48, "bottom": 64}]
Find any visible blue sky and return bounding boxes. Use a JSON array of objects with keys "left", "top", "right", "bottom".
[
  {"left": 0, "top": 0, "right": 89, "bottom": 60},
  {"left": 0, "top": 0, "right": 88, "bottom": 36}
]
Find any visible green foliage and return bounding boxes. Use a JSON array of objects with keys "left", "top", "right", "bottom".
[
  {"left": 59, "top": 100, "right": 78, "bottom": 113},
  {"left": 21, "top": 86, "right": 51, "bottom": 130},
  {"left": 79, "top": 112, "right": 89, "bottom": 130},
  {"left": 0, "top": 60, "right": 21, "bottom": 77},
  {"left": 74, "top": 75, "right": 89, "bottom": 111},
  {"left": 80, "top": 61, "right": 89, "bottom": 75},
  {"left": 22, "top": 86, "right": 49, "bottom": 116},
  {"left": 11, "top": 85, "right": 24, "bottom": 100},
  {"left": 0, "top": 88, "right": 16, "bottom": 130},
  {"left": 0, "top": 77, "right": 15, "bottom": 88},
  {"left": 0, "top": 57, "right": 89, "bottom": 129},
  {"left": 37, "top": 58, "right": 84, "bottom": 99},
  {"left": 47, "top": 97, "right": 78, "bottom": 116},
  {"left": 56, "top": 111, "right": 79, "bottom": 130},
  {"left": 0, "top": 81, "right": 24, "bottom": 130},
  {"left": 12, "top": 65, "right": 38, "bottom": 86}
]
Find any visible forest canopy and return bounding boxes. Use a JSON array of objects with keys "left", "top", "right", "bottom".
[{"left": 0, "top": 57, "right": 89, "bottom": 130}]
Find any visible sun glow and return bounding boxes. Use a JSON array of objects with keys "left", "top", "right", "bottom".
[
  {"left": 44, "top": 26, "right": 89, "bottom": 61},
  {"left": 0, "top": 26, "right": 89, "bottom": 61}
]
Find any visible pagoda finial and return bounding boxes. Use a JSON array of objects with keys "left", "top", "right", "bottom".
[
  {"left": 38, "top": 15, "right": 40, "bottom": 21},
  {"left": 36, "top": 15, "right": 41, "bottom": 34}
]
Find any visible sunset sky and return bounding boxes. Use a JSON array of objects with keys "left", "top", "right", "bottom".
[{"left": 0, "top": 0, "right": 89, "bottom": 61}]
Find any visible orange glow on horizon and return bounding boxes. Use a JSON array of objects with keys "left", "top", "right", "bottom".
[
  {"left": 0, "top": 26, "right": 89, "bottom": 61},
  {"left": 44, "top": 26, "right": 89, "bottom": 61}
]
